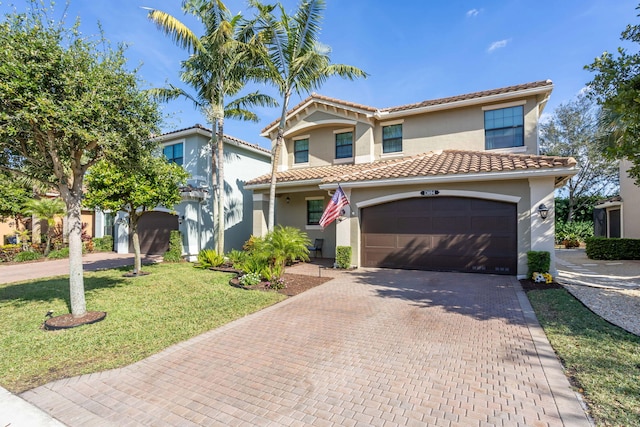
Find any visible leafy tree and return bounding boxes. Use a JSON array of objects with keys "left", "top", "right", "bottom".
[
  {"left": 22, "top": 197, "right": 65, "bottom": 256},
  {"left": 0, "top": 172, "right": 32, "bottom": 232},
  {"left": 540, "top": 94, "right": 618, "bottom": 222},
  {"left": 84, "top": 156, "right": 188, "bottom": 275},
  {"left": 147, "top": 0, "right": 275, "bottom": 254},
  {"left": 0, "top": 3, "right": 161, "bottom": 316},
  {"left": 248, "top": 0, "right": 368, "bottom": 231},
  {"left": 585, "top": 4, "right": 640, "bottom": 182}
]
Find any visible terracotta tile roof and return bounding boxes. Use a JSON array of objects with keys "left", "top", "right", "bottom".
[
  {"left": 261, "top": 80, "right": 553, "bottom": 134},
  {"left": 157, "top": 124, "right": 271, "bottom": 154},
  {"left": 245, "top": 149, "right": 577, "bottom": 186}
]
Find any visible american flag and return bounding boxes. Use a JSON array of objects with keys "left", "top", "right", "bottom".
[{"left": 319, "top": 185, "right": 349, "bottom": 228}]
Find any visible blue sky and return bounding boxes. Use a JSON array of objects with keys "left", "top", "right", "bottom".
[{"left": 2, "top": 0, "right": 637, "bottom": 148}]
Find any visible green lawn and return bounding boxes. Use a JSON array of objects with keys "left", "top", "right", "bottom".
[
  {"left": 0, "top": 262, "right": 285, "bottom": 393},
  {"left": 527, "top": 288, "right": 640, "bottom": 427}
]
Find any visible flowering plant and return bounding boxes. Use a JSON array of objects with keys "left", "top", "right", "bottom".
[
  {"left": 239, "top": 272, "right": 261, "bottom": 286},
  {"left": 532, "top": 272, "right": 553, "bottom": 284},
  {"left": 264, "top": 278, "right": 286, "bottom": 290}
]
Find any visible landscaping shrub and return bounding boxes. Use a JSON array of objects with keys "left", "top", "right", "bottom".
[
  {"left": 226, "top": 249, "right": 247, "bottom": 268},
  {"left": 335, "top": 246, "right": 352, "bottom": 269},
  {"left": 47, "top": 247, "right": 69, "bottom": 259},
  {"left": 585, "top": 237, "right": 640, "bottom": 260},
  {"left": 555, "top": 220, "right": 593, "bottom": 246},
  {"left": 238, "top": 272, "right": 261, "bottom": 286},
  {"left": 527, "top": 251, "right": 550, "bottom": 278},
  {"left": 163, "top": 230, "right": 183, "bottom": 263},
  {"left": 195, "top": 249, "right": 224, "bottom": 269},
  {"left": 0, "top": 244, "right": 20, "bottom": 262},
  {"left": 92, "top": 235, "right": 114, "bottom": 252},
  {"left": 14, "top": 251, "right": 42, "bottom": 262}
]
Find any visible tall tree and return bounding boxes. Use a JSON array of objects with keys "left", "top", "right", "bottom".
[
  {"left": 147, "top": 0, "right": 275, "bottom": 254},
  {"left": 23, "top": 197, "right": 66, "bottom": 256},
  {"left": 540, "top": 94, "right": 619, "bottom": 222},
  {"left": 585, "top": 3, "right": 640, "bottom": 182},
  {"left": 84, "top": 156, "right": 189, "bottom": 275},
  {"left": 0, "top": 3, "right": 161, "bottom": 316},
  {"left": 249, "top": 0, "right": 368, "bottom": 231}
]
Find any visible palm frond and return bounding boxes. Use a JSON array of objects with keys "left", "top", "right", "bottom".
[{"left": 146, "top": 9, "right": 203, "bottom": 53}]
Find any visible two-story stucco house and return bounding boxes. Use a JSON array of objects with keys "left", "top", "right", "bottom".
[
  {"left": 108, "top": 124, "right": 271, "bottom": 259},
  {"left": 246, "top": 80, "right": 579, "bottom": 278}
]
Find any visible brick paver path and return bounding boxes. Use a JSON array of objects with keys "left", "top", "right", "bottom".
[{"left": 22, "top": 269, "right": 589, "bottom": 426}]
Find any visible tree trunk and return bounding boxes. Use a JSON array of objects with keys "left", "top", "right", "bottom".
[
  {"left": 216, "top": 117, "right": 225, "bottom": 254},
  {"left": 267, "top": 94, "right": 291, "bottom": 232},
  {"left": 130, "top": 213, "right": 142, "bottom": 274},
  {"left": 61, "top": 187, "right": 87, "bottom": 317}
]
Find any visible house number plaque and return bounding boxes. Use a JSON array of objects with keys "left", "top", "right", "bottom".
[{"left": 420, "top": 190, "right": 440, "bottom": 196}]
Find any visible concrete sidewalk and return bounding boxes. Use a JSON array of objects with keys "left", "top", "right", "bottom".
[{"left": 19, "top": 269, "right": 590, "bottom": 426}]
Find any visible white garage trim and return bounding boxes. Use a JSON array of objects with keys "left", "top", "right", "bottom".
[{"left": 356, "top": 190, "right": 521, "bottom": 210}]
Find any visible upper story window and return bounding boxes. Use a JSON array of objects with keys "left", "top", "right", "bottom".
[
  {"left": 294, "top": 138, "right": 309, "bottom": 164},
  {"left": 163, "top": 143, "right": 183, "bottom": 166},
  {"left": 484, "top": 106, "right": 524, "bottom": 150},
  {"left": 307, "top": 198, "right": 324, "bottom": 225},
  {"left": 335, "top": 131, "right": 353, "bottom": 159},
  {"left": 382, "top": 124, "right": 402, "bottom": 154}
]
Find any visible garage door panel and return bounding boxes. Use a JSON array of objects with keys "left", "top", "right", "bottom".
[
  {"left": 361, "top": 197, "right": 516, "bottom": 274},
  {"left": 131, "top": 211, "right": 178, "bottom": 255}
]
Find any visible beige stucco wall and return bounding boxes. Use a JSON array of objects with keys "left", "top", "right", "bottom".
[{"left": 620, "top": 160, "right": 640, "bottom": 238}]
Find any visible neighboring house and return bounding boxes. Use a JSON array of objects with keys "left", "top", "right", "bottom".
[
  {"left": 110, "top": 124, "right": 271, "bottom": 260},
  {"left": 594, "top": 160, "right": 640, "bottom": 238},
  {"left": 245, "top": 80, "right": 579, "bottom": 278}
]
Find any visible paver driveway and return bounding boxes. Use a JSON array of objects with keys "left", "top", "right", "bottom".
[{"left": 22, "top": 269, "right": 589, "bottom": 426}]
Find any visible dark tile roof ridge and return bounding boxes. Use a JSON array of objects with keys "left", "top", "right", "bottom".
[
  {"left": 380, "top": 80, "right": 553, "bottom": 113},
  {"left": 157, "top": 124, "right": 270, "bottom": 154}
]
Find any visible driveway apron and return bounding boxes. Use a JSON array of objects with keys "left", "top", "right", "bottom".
[{"left": 21, "top": 269, "right": 589, "bottom": 426}]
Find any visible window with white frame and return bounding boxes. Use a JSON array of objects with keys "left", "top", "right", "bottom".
[
  {"left": 163, "top": 143, "right": 184, "bottom": 165},
  {"left": 484, "top": 106, "right": 524, "bottom": 149}
]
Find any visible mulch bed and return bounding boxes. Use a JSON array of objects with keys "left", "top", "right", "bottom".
[
  {"left": 520, "top": 279, "right": 564, "bottom": 292},
  {"left": 230, "top": 273, "right": 332, "bottom": 297},
  {"left": 43, "top": 311, "right": 107, "bottom": 330}
]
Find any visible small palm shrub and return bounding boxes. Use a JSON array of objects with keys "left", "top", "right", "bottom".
[
  {"left": 15, "top": 251, "right": 42, "bottom": 262},
  {"left": 226, "top": 249, "right": 247, "bottom": 268},
  {"left": 47, "top": 247, "right": 69, "bottom": 259},
  {"left": 195, "top": 249, "right": 224, "bottom": 269}
]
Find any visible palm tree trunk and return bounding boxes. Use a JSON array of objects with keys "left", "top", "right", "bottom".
[
  {"left": 268, "top": 94, "right": 291, "bottom": 232},
  {"left": 216, "top": 116, "right": 225, "bottom": 254}
]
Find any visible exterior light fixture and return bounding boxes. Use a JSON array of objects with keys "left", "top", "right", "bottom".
[
  {"left": 285, "top": 196, "right": 291, "bottom": 204},
  {"left": 538, "top": 204, "right": 549, "bottom": 220}
]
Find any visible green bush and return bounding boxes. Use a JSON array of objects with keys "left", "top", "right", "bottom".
[
  {"left": 93, "top": 235, "right": 113, "bottom": 252},
  {"left": 238, "top": 272, "right": 261, "bottom": 286},
  {"left": 226, "top": 249, "right": 246, "bottom": 268},
  {"left": 195, "top": 249, "right": 224, "bottom": 269},
  {"left": 0, "top": 244, "right": 21, "bottom": 262},
  {"left": 585, "top": 237, "right": 640, "bottom": 260},
  {"left": 47, "top": 247, "right": 69, "bottom": 259},
  {"left": 527, "top": 251, "right": 550, "bottom": 278},
  {"left": 237, "top": 251, "right": 270, "bottom": 276},
  {"left": 555, "top": 221, "right": 594, "bottom": 245},
  {"left": 15, "top": 251, "right": 43, "bottom": 262},
  {"left": 163, "top": 230, "right": 183, "bottom": 263},
  {"left": 335, "top": 246, "right": 352, "bottom": 269}
]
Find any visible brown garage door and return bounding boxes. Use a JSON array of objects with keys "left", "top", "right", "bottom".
[
  {"left": 361, "top": 197, "right": 516, "bottom": 274},
  {"left": 130, "top": 211, "right": 178, "bottom": 255}
]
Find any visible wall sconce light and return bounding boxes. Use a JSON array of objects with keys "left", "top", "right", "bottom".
[
  {"left": 178, "top": 215, "right": 185, "bottom": 225},
  {"left": 285, "top": 196, "right": 290, "bottom": 204},
  {"left": 538, "top": 204, "right": 549, "bottom": 220}
]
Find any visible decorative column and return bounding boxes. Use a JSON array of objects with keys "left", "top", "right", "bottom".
[{"left": 529, "top": 177, "right": 556, "bottom": 276}]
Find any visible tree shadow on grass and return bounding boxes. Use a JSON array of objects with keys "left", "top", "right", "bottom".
[{"left": 0, "top": 271, "right": 125, "bottom": 313}]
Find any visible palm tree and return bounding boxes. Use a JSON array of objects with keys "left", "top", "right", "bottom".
[
  {"left": 147, "top": 0, "right": 275, "bottom": 254},
  {"left": 23, "top": 197, "right": 65, "bottom": 256},
  {"left": 249, "top": 0, "right": 367, "bottom": 231}
]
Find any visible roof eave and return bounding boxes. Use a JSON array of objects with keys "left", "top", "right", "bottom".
[{"left": 245, "top": 178, "right": 324, "bottom": 191}]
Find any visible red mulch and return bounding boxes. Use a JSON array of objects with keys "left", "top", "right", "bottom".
[
  {"left": 230, "top": 273, "right": 331, "bottom": 297},
  {"left": 519, "top": 279, "right": 564, "bottom": 292}
]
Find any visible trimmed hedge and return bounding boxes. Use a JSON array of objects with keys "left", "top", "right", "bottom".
[
  {"left": 335, "top": 246, "right": 352, "bottom": 269},
  {"left": 585, "top": 237, "right": 640, "bottom": 260},
  {"left": 163, "top": 230, "right": 183, "bottom": 263},
  {"left": 93, "top": 235, "right": 114, "bottom": 252},
  {"left": 527, "top": 251, "right": 550, "bottom": 278}
]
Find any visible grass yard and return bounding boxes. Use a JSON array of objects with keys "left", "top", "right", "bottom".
[
  {"left": 0, "top": 262, "right": 285, "bottom": 393},
  {"left": 527, "top": 288, "right": 640, "bottom": 427}
]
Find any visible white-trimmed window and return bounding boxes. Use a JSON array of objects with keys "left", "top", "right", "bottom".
[
  {"left": 382, "top": 124, "right": 402, "bottom": 153},
  {"left": 163, "top": 143, "right": 184, "bottom": 165},
  {"left": 294, "top": 138, "right": 309, "bottom": 164},
  {"left": 484, "top": 106, "right": 524, "bottom": 149}
]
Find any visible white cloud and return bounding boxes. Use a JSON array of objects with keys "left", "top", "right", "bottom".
[
  {"left": 466, "top": 9, "right": 480, "bottom": 17},
  {"left": 487, "top": 39, "right": 509, "bottom": 53}
]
